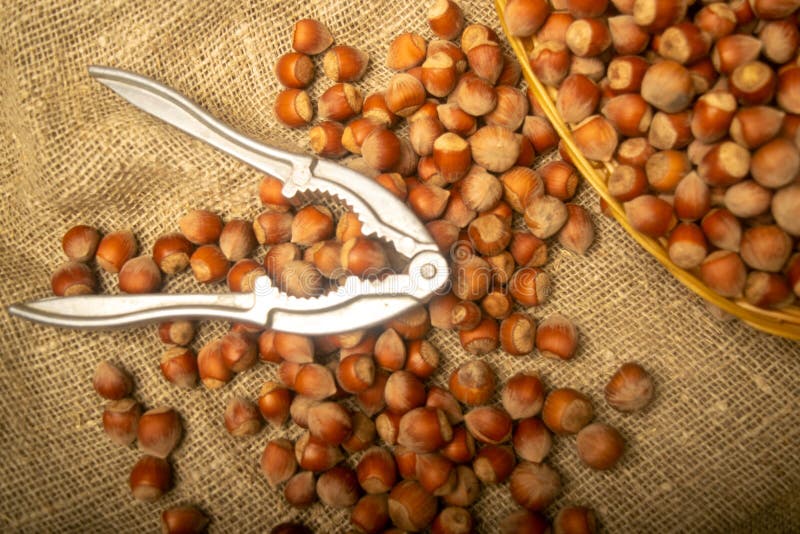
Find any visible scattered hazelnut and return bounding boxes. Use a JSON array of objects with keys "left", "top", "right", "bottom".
[
  {"left": 137, "top": 406, "right": 182, "bottom": 458},
  {"left": 129, "top": 455, "right": 172, "bottom": 502},
  {"left": 502, "top": 372, "right": 545, "bottom": 419},
  {"left": 576, "top": 423, "right": 625, "bottom": 470},
  {"left": 513, "top": 417, "right": 552, "bottom": 464},
  {"left": 316, "top": 465, "right": 361, "bottom": 508},
  {"left": 388, "top": 480, "right": 439, "bottom": 532},
  {"left": 284, "top": 471, "right": 317, "bottom": 508},
  {"left": 509, "top": 461, "right": 561, "bottom": 511},
  {"left": 224, "top": 396, "right": 263, "bottom": 437},
  {"left": 95, "top": 230, "right": 137, "bottom": 273},
  {"left": 160, "top": 506, "right": 210, "bottom": 534},
  {"left": 102, "top": 398, "right": 141, "bottom": 446},
  {"left": 159, "top": 347, "right": 198, "bottom": 388},
  {"left": 291, "top": 19, "right": 333, "bottom": 55},
  {"left": 61, "top": 225, "right": 100, "bottom": 262},
  {"left": 51, "top": 261, "right": 95, "bottom": 296},
  {"left": 118, "top": 255, "right": 161, "bottom": 294},
  {"left": 351, "top": 494, "right": 390, "bottom": 534},
  {"left": 542, "top": 388, "right": 593, "bottom": 435},
  {"left": 261, "top": 438, "right": 298, "bottom": 487},
  {"left": 93, "top": 360, "right": 133, "bottom": 400}
]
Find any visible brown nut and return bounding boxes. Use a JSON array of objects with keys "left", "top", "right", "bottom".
[
  {"left": 473, "top": 444, "right": 516, "bottom": 485},
  {"left": 261, "top": 438, "right": 298, "bottom": 487},
  {"left": 458, "top": 317, "right": 500, "bottom": 355},
  {"left": 102, "top": 398, "right": 141, "bottom": 446},
  {"left": 576, "top": 423, "right": 625, "bottom": 470},
  {"left": 51, "top": 261, "right": 95, "bottom": 296},
  {"left": 224, "top": 396, "right": 263, "bottom": 437},
  {"left": 291, "top": 18, "right": 333, "bottom": 55},
  {"left": 93, "top": 360, "right": 133, "bottom": 400},
  {"left": 129, "top": 455, "right": 172, "bottom": 502},
  {"left": 153, "top": 233, "right": 194, "bottom": 274},
  {"left": 388, "top": 33, "right": 427, "bottom": 71},
  {"left": 427, "top": 0, "right": 465, "bottom": 40},
  {"left": 541, "top": 388, "right": 593, "bottom": 435},
  {"left": 502, "top": 372, "right": 545, "bottom": 419},
  {"left": 137, "top": 406, "right": 182, "bottom": 458},
  {"left": 96, "top": 230, "right": 137, "bottom": 273},
  {"left": 513, "top": 417, "right": 552, "bottom": 464},
  {"left": 275, "top": 52, "right": 314, "bottom": 88},
  {"left": 159, "top": 347, "right": 198, "bottom": 389},
  {"left": 160, "top": 506, "right": 209, "bottom": 534},
  {"left": 448, "top": 359, "right": 495, "bottom": 406},
  {"left": 323, "top": 45, "right": 369, "bottom": 82},
  {"left": 119, "top": 256, "right": 162, "bottom": 294},
  {"left": 604, "top": 362, "right": 655, "bottom": 412},
  {"left": 62, "top": 225, "right": 100, "bottom": 262},
  {"left": 397, "top": 407, "right": 453, "bottom": 453},
  {"left": 464, "top": 406, "right": 513, "bottom": 444},
  {"left": 189, "top": 244, "right": 229, "bottom": 283},
  {"left": 535, "top": 314, "right": 578, "bottom": 360},
  {"left": 197, "top": 339, "right": 232, "bottom": 389},
  {"left": 509, "top": 461, "right": 561, "bottom": 511}
]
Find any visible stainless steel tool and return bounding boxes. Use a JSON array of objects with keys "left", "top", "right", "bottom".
[{"left": 7, "top": 66, "right": 449, "bottom": 335}]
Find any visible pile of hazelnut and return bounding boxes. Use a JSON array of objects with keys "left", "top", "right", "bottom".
[
  {"left": 45, "top": 0, "right": 668, "bottom": 531},
  {"left": 511, "top": 0, "right": 800, "bottom": 309}
]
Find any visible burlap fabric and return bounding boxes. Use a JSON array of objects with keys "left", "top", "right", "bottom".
[{"left": 1, "top": 0, "right": 799, "bottom": 532}]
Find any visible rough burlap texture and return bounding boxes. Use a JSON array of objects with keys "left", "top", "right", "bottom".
[{"left": 1, "top": 0, "right": 799, "bottom": 532}]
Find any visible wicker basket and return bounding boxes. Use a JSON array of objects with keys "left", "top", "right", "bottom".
[{"left": 494, "top": 0, "right": 800, "bottom": 341}]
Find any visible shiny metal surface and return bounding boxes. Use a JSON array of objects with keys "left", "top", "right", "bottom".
[{"left": 7, "top": 67, "right": 449, "bottom": 334}]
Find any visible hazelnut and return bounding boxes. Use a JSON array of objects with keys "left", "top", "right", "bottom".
[
  {"left": 510, "top": 231, "right": 548, "bottom": 267},
  {"left": 341, "top": 410, "right": 376, "bottom": 454},
  {"left": 386, "top": 73, "right": 427, "bottom": 118},
  {"left": 159, "top": 347, "right": 198, "bottom": 388},
  {"left": 283, "top": 471, "right": 317, "bottom": 508},
  {"left": 224, "top": 396, "right": 262, "bottom": 437},
  {"left": 405, "top": 339, "right": 440, "bottom": 379},
  {"left": 481, "top": 290, "right": 514, "bottom": 320},
  {"left": 772, "top": 183, "right": 800, "bottom": 236},
  {"left": 376, "top": 411, "right": 403, "bottom": 446},
  {"left": 485, "top": 85, "right": 529, "bottom": 131},
  {"left": 500, "top": 509, "right": 551, "bottom": 534},
  {"left": 469, "top": 126, "right": 519, "bottom": 174},
  {"left": 258, "top": 175, "right": 293, "bottom": 211},
  {"left": 197, "top": 338, "right": 232, "bottom": 389},
  {"left": 458, "top": 317, "right": 500, "bottom": 354},
  {"left": 565, "top": 18, "right": 611, "bottom": 57},
  {"left": 509, "top": 267, "right": 551, "bottom": 307},
  {"left": 318, "top": 83, "right": 362, "bottom": 122},
  {"left": 744, "top": 271, "right": 794, "bottom": 309},
  {"left": 542, "top": 388, "right": 593, "bottom": 435},
  {"left": 385, "top": 370, "right": 427, "bottom": 414},
  {"left": 505, "top": 0, "right": 550, "bottom": 37},
  {"left": 558, "top": 204, "right": 594, "bottom": 255},
  {"left": 777, "top": 66, "right": 800, "bottom": 114},
  {"left": 397, "top": 407, "right": 453, "bottom": 453},
  {"left": 227, "top": 258, "right": 265, "bottom": 293},
  {"left": 356, "top": 369, "right": 389, "bottom": 417},
  {"left": 426, "top": 387, "right": 464, "bottom": 426},
  {"left": 608, "top": 14, "right": 650, "bottom": 55},
  {"left": 502, "top": 372, "right": 545, "bottom": 419},
  {"left": 499, "top": 313, "right": 536, "bottom": 356},
  {"left": 640, "top": 60, "right": 695, "bottom": 114},
  {"left": 137, "top": 406, "right": 182, "bottom": 458},
  {"left": 323, "top": 45, "right": 369, "bottom": 82},
  {"left": 441, "top": 466, "right": 481, "bottom": 508},
  {"left": 388, "top": 480, "right": 438, "bottom": 532},
  {"left": 701, "top": 208, "right": 742, "bottom": 252},
  {"left": 357, "top": 446, "right": 397, "bottom": 494},
  {"left": 152, "top": 233, "right": 193, "bottom": 274},
  {"left": 554, "top": 506, "right": 598, "bottom": 534},
  {"left": 160, "top": 506, "right": 209, "bottom": 534},
  {"left": 616, "top": 137, "right": 655, "bottom": 167},
  {"left": 468, "top": 214, "right": 511, "bottom": 256},
  {"left": 386, "top": 305, "right": 431, "bottom": 340},
  {"left": 623, "top": 195, "right": 676, "bottom": 238},
  {"left": 694, "top": 3, "right": 737, "bottom": 41},
  {"left": 701, "top": 250, "right": 748, "bottom": 298},
  {"left": 309, "top": 120, "right": 347, "bottom": 159},
  {"left": 535, "top": 314, "right": 578, "bottom": 360},
  {"left": 275, "top": 52, "right": 314, "bottom": 89},
  {"left": 513, "top": 417, "right": 552, "bottom": 463},
  {"left": 449, "top": 359, "right": 495, "bottom": 406},
  {"left": 93, "top": 360, "right": 132, "bottom": 400},
  {"left": 217, "top": 219, "right": 256, "bottom": 262},
  {"left": 454, "top": 72, "right": 498, "bottom": 117},
  {"left": 572, "top": 115, "right": 618, "bottom": 162},
  {"left": 467, "top": 41, "right": 504, "bottom": 84},
  {"left": 157, "top": 320, "right": 195, "bottom": 347},
  {"left": 739, "top": 225, "right": 792, "bottom": 273},
  {"left": 351, "top": 494, "right": 390, "bottom": 533},
  {"left": 189, "top": 244, "right": 229, "bottom": 283},
  {"left": 473, "top": 444, "right": 515, "bottom": 485},
  {"left": 667, "top": 222, "right": 708, "bottom": 270},
  {"left": 95, "top": 230, "right": 137, "bottom": 273},
  {"left": 464, "top": 406, "right": 513, "bottom": 445},
  {"left": 501, "top": 166, "right": 545, "bottom": 214},
  {"left": 509, "top": 461, "right": 561, "bottom": 511},
  {"left": 528, "top": 40, "right": 570, "bottom": 87},
  {"left": 374, "top": 328, "right": 407, "bottom": 371},
  {"left": 729, "top": 61, "right": 777, "bottom": 106},
  {"left": 256, "top": 381, "right": 292, "bottom": 427},
  {"left": 336, "top": 353, "right": 375, "bottom": 394},
  {"left": 576, "top": 423, "right": 625, "bottom": 470},
  {"left": 432, "top": 506, "right": 474, "bottom": 534},
  {"left": 294, "top": 363, "right": 338, "bottom": 401},
  {"left": 524, "top": 195, "right": 568, "bottom": 239},
  {"left": 307, "top": 402, "right": 353, "bottom": 445},
  {"left": 102, "top": 398, "right": 141, "bottom": 446},
  {"left": 118, "top": 255, "right": 161, "bottom": 294},
  {"left": 387, "top": 33, "right": 427, "bottom": 71},
  {"left": 295, "top": 431, "right": 344, "bottom": 472},
  {"left": 261, "top": 438, "right": 298, "bottom": 487},
  {"left": 427, "top": 0, "right": 465, "bottom": 40},
  {"left": 51, "top": 261, "right": 95, "bottom": 296},
  {"left": 416, "top": 453, "right": 458, "bottom": 496},
  {"left": 129, "top": 455, "right": 172, "bottom": 502},
  {"left": 440, "top": 426, "right": 475, "bottom": 465},
  {"left": 61, "top": 225, "right": 100, "bottom": 262},
  {"left": 291, "top": 18, "right": 333, "bottom": 55}
]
